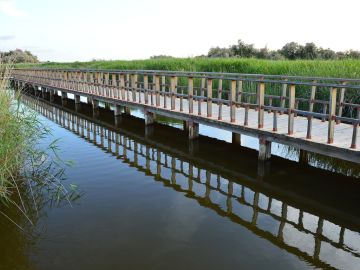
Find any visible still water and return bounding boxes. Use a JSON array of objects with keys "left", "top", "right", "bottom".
[{"left": 1, "top": 93, "right": 360, "bottom": 270}]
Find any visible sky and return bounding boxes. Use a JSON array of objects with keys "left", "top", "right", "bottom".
[{"left": 1, "top": 0, "right": 360, "bottom": 62}]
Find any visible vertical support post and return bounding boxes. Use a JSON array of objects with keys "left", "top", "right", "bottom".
[
  {"left": 114, "top": 104, "right": 122, "bottom": 116},
  {"left": 328, "top": 87, "right": 337, "bottom": 144},
  {"left": 170, "top": 76, "right": 177, "bottom": 110},
  {"left": 299, "top": 149, "right": 308, "bottom": 165},
  {"left": 258, "top": 137, "right": 271, "bottom": 161},
  {"left": 188, "top": 121, "right": 199, "bottom": 140},
  {"left": 144, "top": 111, "right": 156, "bottom": 125},
  {"left": 258, "top": 80, "right": 265, "bottom": 128},
  {"left": 207, "top": 78, "right": 212, "bottom": 117},
  {"left": 75, "top": 95, "right": 80, "bottom": 104},
  {"left": 188, "top": 77, "right": 193, "bottom": 114},
  {"left": 232, "top": 133, "right": 241, "bottom": 145},
  {"left": 288, "top": 84, "right": 296, "bottom": 135},
  {"left": 230, "top": 80, "right": 236, "bottom": 123}
]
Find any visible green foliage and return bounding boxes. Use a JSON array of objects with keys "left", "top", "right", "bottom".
[
  {"left": 0, "top": 49, "right": 39, "bottom": 64},
  {"left": 208, "top": 39, "right": 360, "bottom": 60},
  {"left": 18, "top": 57, "right": 360, "bottom": 78}
]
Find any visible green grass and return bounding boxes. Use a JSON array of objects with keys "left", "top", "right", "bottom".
[{"left": 17, "top": 58, "right": 360, "bottom": 78}]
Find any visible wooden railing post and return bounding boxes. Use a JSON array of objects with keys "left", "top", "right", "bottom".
[
  {"left": 120, "top": 74, "right": 125, "bottom": 100},
  {"left": 112, "top": 73, "right": 117, "bottom": 98},
  {"left": 155, "top": 75, "right": 160, "bottom": 107},
  {"left": 144, "top": 75, "right": 149, "bottom": 104},
  {"left": 237, "top": 80, "right": 243, "bottom": 105},
  {"left": 351, "top": 109, "right": 359, "bottom": 149},
  {"left": 280, "top": 79, "right": 288, "bottom": 114},
  {"left": 288, "top": 84, "right": 296, "bottom": 135},
  {"left": 230, "top": 80, "right": 236, "bottom": 123},
  {"left": 207, "top": 78, "right": 212, "bottom": 117},
  {"left": 328, "top": 87, "right": 337, "bottom": 144},
  {"left": 258, "top": 80, "right": 265, "bottom": 128},
  {"left": 198, "top": 77, "right": 205, "bottom": 115},
  {"left": 162, "top": 75, "right": 166, "bottom": 108},
  {"left": 337, "top": 82, "right": 346, "bottom": 124},
  {"left": 218, "top": 78, "right": 223, "bottom": 120},
  {"left": 131, "top": 74, "right": 137, "bottom": 102},
  {"left": 188, "top": 77, "right": 193, "bottom": 114},
  {"left": 170, "top": 76, "right": 177, "bottom": 110},
  {"left": 309, "top": 81, "right": 317, "bottom": 112}
]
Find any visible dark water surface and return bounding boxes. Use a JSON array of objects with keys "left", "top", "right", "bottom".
[{"left": 1, "top": 94, "right": 360, "bottom": 270}]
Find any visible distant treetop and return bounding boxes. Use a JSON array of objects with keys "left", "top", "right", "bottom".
[
  {"left": 0, "top": 49, "right": 39, "bottom": 63},
  {"left": 207, "top": 40, "right": 360, "bottom": 60}
]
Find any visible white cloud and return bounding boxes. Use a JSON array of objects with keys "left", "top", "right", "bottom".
[{"left": 0, "top": 0, "right": 25, "bottom": 17}]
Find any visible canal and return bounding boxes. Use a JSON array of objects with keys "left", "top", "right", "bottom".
[{"left": 1, "top": 93, "right": 360, "bottom": 270}]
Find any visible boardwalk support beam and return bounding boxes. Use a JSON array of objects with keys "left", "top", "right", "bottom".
[
  {"left": 259, "top": 137, "right": 271, "bottom": 161},
  {"left": 145, "top": 111, "right": 156, "bottom": 126},
  {"left": 232, "top": 133, "right": 241, "bottom": 145},
  {"left": 188, "top": 121, "right": 199, "bottom": 140}
]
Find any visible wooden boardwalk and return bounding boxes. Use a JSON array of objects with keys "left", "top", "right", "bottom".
[{"left": 12, "top": 68, "right": 360, "bottom": 163}]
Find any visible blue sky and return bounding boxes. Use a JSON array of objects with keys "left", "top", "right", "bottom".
[{"left": 1, "top": 0, "right": 360, "bottom": 62}]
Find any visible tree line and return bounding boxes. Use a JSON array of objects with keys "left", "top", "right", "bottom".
[
  {"left": 0, "top": 49, "right": 39, "bottom": 63},
  {"left": 207, "top": 40, "right": 360, "bottom": 60}
]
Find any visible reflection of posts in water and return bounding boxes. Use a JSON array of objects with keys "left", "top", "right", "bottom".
[
  {"left": 114, "top": 115, "right": 122, "bottom": 127},
  {"left": 145, "top": 125, "right": 154, "bottom": 138},
  {"left": 134, "top": 142, "right": 138, "bottom": 166},
  {"left": 252, "top": 192, "right": 259, "bottom": 225},
  {"left": 314, "top": 218, "right": 323, "bottom": 260},
  {"left": 123, "top": 137, "right": 127, "bottom": 159},
  {"left": 146, "top": 146, "right": 150, "bottom": 171},
  {"left": 188, "top": 165, "right": 193, "bottom": 192},
  {"left": 156, "top": 150, "right": 161, "bottom": 177},
  {"left": 100, "top": 127, "right": 104, "bottom": 147},
  {"left": 50, "top": 89, "right": 55, "bottom": 102},
  {"left": 257, "top": 160, "right": 271, "bottom": 181},
  {"left": 115, "top": 133, "right": 120, "bottom": 156},
  {"left": 277, "top": 203, "right": 288, "bottom": 241},
  {"left": 25, "top": 96, "right": 360, "bottom": 269},
  {"left": 171, "top": 157, "right": 176, "bottom": 184},
  {"left": 87, "top": 120, "right": 91, "bottom": 139},
  {"left": 107, "top": 130, "right": 112, "bottom": 152},
  {"left": 227, "top": 181, "right": 233, "bottom": 214}
]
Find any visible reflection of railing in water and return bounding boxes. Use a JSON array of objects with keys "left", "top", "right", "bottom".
[{"left": 22, "top": 95, "right": 360, "bottom": 270}]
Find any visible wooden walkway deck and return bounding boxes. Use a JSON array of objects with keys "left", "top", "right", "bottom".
[{"left": 11, "top": 68, "right": 360, "bottom": 163}]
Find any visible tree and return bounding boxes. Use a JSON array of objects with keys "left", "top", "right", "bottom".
[
  {"left": 302, "top": 43, "right": 318, "bottom": 59},
  {"left": 208, "top": 47, "right": 233, "bottom": 58},
  {"left": 280, "top": 42, "right": 304, "bottom": 60},
  {"left": 0, "top": 49, "right": 39, "bottom": 63}
]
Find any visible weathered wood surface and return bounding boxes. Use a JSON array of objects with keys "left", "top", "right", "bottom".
[{"left": 12, "top": 68, "right": 360, "bottom": 163}]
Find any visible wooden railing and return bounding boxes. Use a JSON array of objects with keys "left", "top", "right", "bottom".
[{"left": 13, "top": 68, "right": 360, "bottom": 149}]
